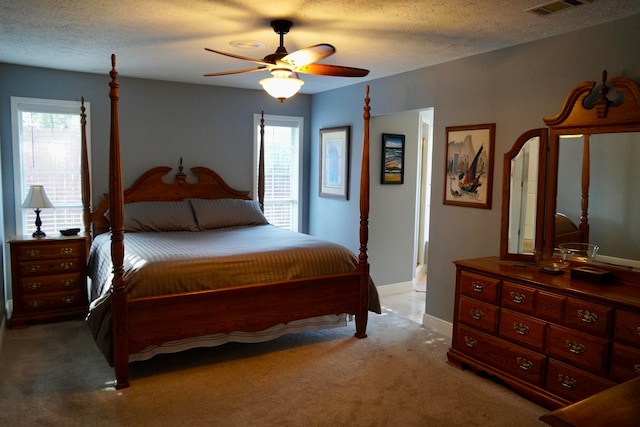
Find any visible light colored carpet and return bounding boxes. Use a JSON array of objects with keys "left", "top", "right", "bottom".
[{"left": 0, "top": 311, "right": 547, "bottom": 426}]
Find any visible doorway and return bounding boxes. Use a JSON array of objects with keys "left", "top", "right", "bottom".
[{"left": 413, "top": 108, "right": 434, "bottom": 293}]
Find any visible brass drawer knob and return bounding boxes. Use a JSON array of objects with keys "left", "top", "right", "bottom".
[
  {"left": 62, "top": 279, "right": 75, "bottom": 287},
  {"left": 634, "top": 363, "right": 640, "bottom": 375},
  {"left": 517, "top": 357, "right": 533, "bottom": 371},
  {"left": 25, "top": 249, "right": 40, "bottom": 257},
  {"left": 464, "top": 335, "right": 477, "bottom": 348},
  {"left": 60, "top": 247, "right": 75, "bottom": 255},
  {"left": 27, "top": 300, "right": 42, "bottom": 308},
  {"left": 27, "top": 264, "right": 41, "bottom": 273},
  {"left": 27, "top": 281, "right": 42, "bottom": 290},
  {"left": 510, "top": 292, "right": 526, "bottom": 304},
  {"left": 558, "top": 374, "right": 577, "bottom": 389},
  {"left": 513, "top": 322, "right": 530, "bottom": 335},
  {"left": 471, "top": 281, "right": 485, "bottom": 292},
  {"left": 470, "top": 308, "right": 484, "bottom": 320},
  {"left": 566, "top": 340, "right": 586, "bottom": 355},
  {"left": 60, "top": 262, "right": 74, "bottom": 270},
  {"left": 577, "top": 309, "right": 598, "bottom": 324},
  {"left": 62, "top": 296, "right": 75, "bottom": 304}
]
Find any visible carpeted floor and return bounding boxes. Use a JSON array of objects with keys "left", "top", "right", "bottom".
[{"left": 0, "top": 311, "right": 547, "bottom": 426}]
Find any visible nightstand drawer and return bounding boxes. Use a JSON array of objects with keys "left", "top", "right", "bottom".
[
  {"left": 458, "top": 295, "right": 499, "bottom": 335},
  {"left": 547, "top": 324, "right": 609, "bottom": 376},
  {"left": 17, "top": 258, "right": 82, "bottom": 276},
  {"left": 15, "top": 240, "right": 84, "bottom": 261},
  {"left": 19, "top": 272, "right": 84, "bottom": 293},
  {"left": 19, "top": 289, "right": 85, "bottom": 311}
]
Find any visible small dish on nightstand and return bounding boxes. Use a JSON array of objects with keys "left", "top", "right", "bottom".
[{"left": 60, "top": 228, "right": 80, "bottom": 236}]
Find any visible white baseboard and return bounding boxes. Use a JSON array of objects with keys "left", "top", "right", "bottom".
[
  {"left": 376, "top": 281, "right": 413, "bottom": 296},
  {"left": 422, "top": 313, "right": 452, "bottom": 343}
]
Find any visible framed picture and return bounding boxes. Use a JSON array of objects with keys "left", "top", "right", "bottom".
[
  {"left": 319, "top": 126, "right": 351, "bottom": 199},
  {"left": 381, "top": 134, "right": 405, "bottom": 184},
  {"left": 444, "top": 123, "right": 495, "bottom": 209}
]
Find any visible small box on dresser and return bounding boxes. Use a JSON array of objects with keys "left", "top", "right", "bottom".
[
  {"left": 8, "top": 235, "right": 88, "bottom": 328},
  {"left": 447, "top": 257, "right": 640, "bottom": 410}
]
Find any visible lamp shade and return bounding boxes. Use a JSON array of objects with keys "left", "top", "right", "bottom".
[
  {"left": 22, "top": 185, "right": 54, "bottom": 209},
  {"left": 260, "top": 69, "right": 304, "bottom": 102}
]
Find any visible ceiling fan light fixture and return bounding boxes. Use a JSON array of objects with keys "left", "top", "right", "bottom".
[{"left": 259, "top": 69, "right": 304, "bottom": 102}]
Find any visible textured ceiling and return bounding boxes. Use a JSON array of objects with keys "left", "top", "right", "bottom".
[{"left": 1, "top": 0, "right": 639, "bottom": 94}]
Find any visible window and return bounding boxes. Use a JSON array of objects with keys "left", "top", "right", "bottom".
[
  {"left": 253, "top": 114, "right": 302, "bottom": 232},
  {"left": 11, "top": 97, "right": 90, "bottom": 236}
]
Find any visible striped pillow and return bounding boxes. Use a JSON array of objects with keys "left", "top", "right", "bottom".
[
  {"left": 189, "top": 198, "right": 268, "bottom": 230},
  {"left": 121, "top": 201, "right": 199, "bottom": 232}
]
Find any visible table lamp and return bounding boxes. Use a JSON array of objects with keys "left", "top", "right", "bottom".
[{"left": 22, "top": 185, "right": 54, "bottom": 237}]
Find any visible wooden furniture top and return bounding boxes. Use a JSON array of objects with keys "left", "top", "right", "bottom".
[
  {"left": 539, "top": 377, "right": 640, "bottom": 427},
  {"left": 454, "top": 257, "right": 640, "bottom": 310}
]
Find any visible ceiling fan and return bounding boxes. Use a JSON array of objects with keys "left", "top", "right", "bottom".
[{"left": 203, "top": 19, "right": 369, "bottom": 101}]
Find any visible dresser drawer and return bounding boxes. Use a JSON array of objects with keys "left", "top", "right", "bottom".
[
  {"left": 455, "top": 325, "right": 545, "bottom": 386},
  {"left": 459, "top": 271, "right": 500, "bottom": 303},
  {"left": 610, "top": 342, "right": 640, "bottom": 383},
  {"left": 14, "top": 240, "right": 84, "bottom": 261},
  {"left": 458, "top": 295, "right": 499, "bottom": 335},
  {"left": 614, "top": 309, "right": 640, "bottom": 347},
  {"left": 502, "top": 281, "right": 536, "bottom": 313},
  {"left": 17, "top": 258, "right": 83, "bottom": 276},
  {"left": 565, "top": 298, "right": 612, "bottom": 338},
  {"left": 546, "top": 359, "right": 616, "bottom": 403},
  {"left": 500, "top": 308, "right": 546, "bottom": 351},
  {"left": 547, "top": 324, "right": 609, "bottom": 376},
  {"left": 19, "top": 289, "right": 85, "bottom": 312},
  {"left": 18, "top": 272, "right": 84, "bottom": 294},
  {"left": 536, "top": 291, "right": 565, "bottom": 323}
]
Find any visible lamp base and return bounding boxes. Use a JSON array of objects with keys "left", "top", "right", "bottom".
[{"left": 32, "top": 230, "right": 46, "bottom": 238}]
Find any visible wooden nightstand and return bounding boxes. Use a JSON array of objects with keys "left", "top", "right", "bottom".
[{"left": 8, "top": 235, "right": 88, "bottom": 328}]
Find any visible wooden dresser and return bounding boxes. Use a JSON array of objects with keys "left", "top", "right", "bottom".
[
  {"left": 447, "top": 256, "right": 640, "bottom": 409},
  {"left": 8, "top": 235, "right": 88, "bottom": 328}
]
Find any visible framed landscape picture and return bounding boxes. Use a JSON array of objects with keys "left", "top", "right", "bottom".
[
  {"left": 319, "top": 126, "right": 351, "bottom": 199},
  {"left": 381, "top": 134, "right": 405, "bottom": 184},
  {"left": 444, "top": 123, "right": 495, "bottom": 209}
]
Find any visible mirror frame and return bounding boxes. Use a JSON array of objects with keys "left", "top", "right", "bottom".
[
  {"left": 542, "top": 72, "right": 640, "bottom": 259},
  {"left": 500, "top": 128, "right": 547, "bottom": 262}
]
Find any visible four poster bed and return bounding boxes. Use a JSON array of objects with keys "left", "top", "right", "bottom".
[{"left": 82, "top": 55, "right": 378, "bottom": 388}]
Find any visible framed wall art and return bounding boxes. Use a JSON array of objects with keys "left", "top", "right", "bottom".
[
  {"left": 319, "top": 126, "right": 351, "bottom": 200},
  {"left": 444, "top": 123, "right": 495, "bottom": 209},
  {"left": 381, "top": 133, "right": 405, "bottom": 184}
]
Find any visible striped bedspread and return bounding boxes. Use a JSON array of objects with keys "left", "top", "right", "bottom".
[{"left": 88, "top": 224, "right": 365, "bottom": 301}]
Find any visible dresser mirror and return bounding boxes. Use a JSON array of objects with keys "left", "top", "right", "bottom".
[
  {"left": 501, "top": 71, "right": 640, "bottom": 270},
  {"left": 499, "top": 128, "right": 547, "bottom": 262}
]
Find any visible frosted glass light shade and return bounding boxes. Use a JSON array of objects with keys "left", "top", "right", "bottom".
[{"left": 260, "top": 70, "right": 304, "bottom": 102}]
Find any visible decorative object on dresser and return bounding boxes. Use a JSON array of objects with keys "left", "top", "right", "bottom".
[
  {"left": 22, "top": 185, "right": 54, "bottom": 237},
  {"left": 8, "top": 235, "right": 88, "bottom": 328},
  {"left": 452, "top": 71, "right": 640, "bottom": 410}
]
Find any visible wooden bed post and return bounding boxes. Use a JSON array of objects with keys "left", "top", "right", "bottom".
[
  {"left": 258, "top": 111, "right": 265, "bottom": 211},
  {"left": 355, "top": 86, "right": 371, "bottom": 338},
  {"left": 108, "top": 54, "right": 129, "bottom": 389},
  {"left": 80, "top": 97, "right": 91, "bottom": 255}
]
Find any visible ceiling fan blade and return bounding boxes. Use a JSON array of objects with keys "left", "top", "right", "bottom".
[
  {"left": 281, "top": 44, "right": 335, "bottom": 67},
  {"left": 203, "top": 66, "right": 267, "bottom": 77},
  {"left": 296, "top": 63, "right": 370, "bottom": 77},
  {"left": 204, "top": 48, "right": 274, "bottom": 66}
]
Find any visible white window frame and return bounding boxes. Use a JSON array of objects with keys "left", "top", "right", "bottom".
[
  {"left": 10, "top": 97, "right": 91, "bottom": 236},
  {"left": 253, "top": 114, "right": 303, "bottom": 232}
]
